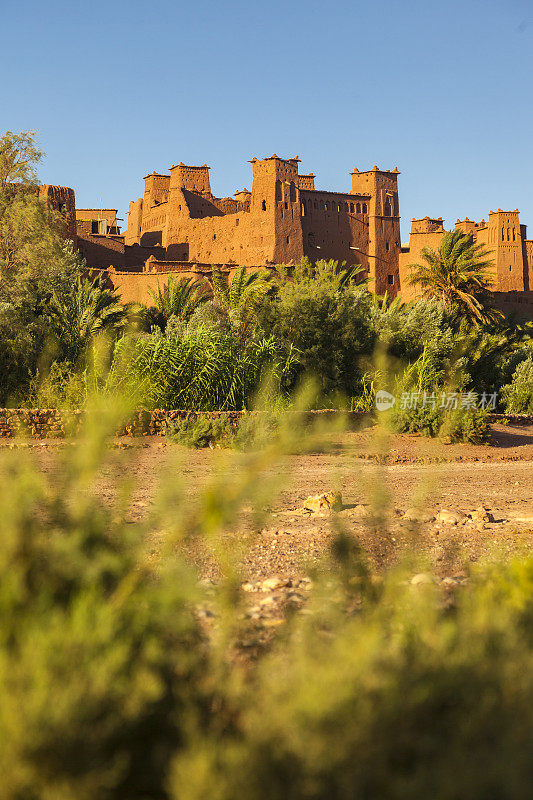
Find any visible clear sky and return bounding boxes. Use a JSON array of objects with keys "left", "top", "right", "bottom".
[{"left": 2, "top": 0, "right": 532, "bottom": 240}]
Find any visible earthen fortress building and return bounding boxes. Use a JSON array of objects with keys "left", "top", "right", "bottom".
[{"left": 37, "top": 153, "right": 533, "bottom": 315}]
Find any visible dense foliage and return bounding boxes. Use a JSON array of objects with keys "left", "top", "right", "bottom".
[
  {"left": 1, "top": 130, "right": 532, "bottom": 420},
  {"left": 501, "top": 355, "right": 533, "bottom": 414},
  {"left": 108, "top": 328, "right": 299, "bottom": 411},
  {"left": 2, "top": 409, "right": 533, "bottom": 798},
  {"left": 407, "top": 228, "right": 500, "bottom": 324}
]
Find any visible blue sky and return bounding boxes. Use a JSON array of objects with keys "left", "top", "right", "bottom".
[{"left": 2, "top": 0, "right": 532, "bottom": 239}]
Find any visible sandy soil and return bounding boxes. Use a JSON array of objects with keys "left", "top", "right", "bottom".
[{"left": 4, "top": 422, "right": 533, "bottom": 585}]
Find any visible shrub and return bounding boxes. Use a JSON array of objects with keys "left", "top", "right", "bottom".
[
  {"left": 262, "top": 281, "right": 376, "bottom": 399},
  {"left": 27, "top": 360, "right": 86, "bottom": 408},
  {"left": 392, "top": 401, "right": 489, "bottom": 443},
  {"left": 232, "top": 411, "right": 280, "bottom": 451},
  {"left": 109, "top": 329, "right": 299, "bottom": 411},
  {"left": 501, "top": 356, "right": 533, "bottom": 414},
  {"left": 442, "top": 405, "right": 490, "bottom": 443},
  {"left": 0, "top": 415, "right": 209, "bottom": 800},
  {"left": 173, "top": 557, "right": 533, "bottom": 800},
  {"left": 372, "top": 297, "right": 454, "bottom": 364},
  {"left": 164, "top": 414, "right": 235, "bottom": 448},
  {"left": 384, "top": 350, "right": 490, "bottom": 442}
]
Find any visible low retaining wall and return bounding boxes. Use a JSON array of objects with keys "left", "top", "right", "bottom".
[
  {"left": 0, "top": 409, "right": 531, "bottom": 439},
  {"left": 0, "top": 409, "right": 366, "bottom": 439}
]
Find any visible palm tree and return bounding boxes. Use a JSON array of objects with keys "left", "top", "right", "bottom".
[
  {"left": 49, "top": 273, "right": 127, "bottom": 361},
  {"left": 147, "top": 275, "right": 208, "bottom": 330},
  {"left": 209, "top": 265, "right": 275, "bottom": 333},
  {"left": 277, "top": 257, "right": 365, "bottom": 291},
  {"left": 408, "top": 229, "right": 499, "bottom": 324}
]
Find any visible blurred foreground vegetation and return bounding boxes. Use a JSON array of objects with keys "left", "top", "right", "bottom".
[{"left": 1, "top": 401, "right": 533, "bottom": 799}]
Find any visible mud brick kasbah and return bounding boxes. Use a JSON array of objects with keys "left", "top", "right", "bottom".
[{"left": 40, "top": 154, "right": 533, "bottom": 316}]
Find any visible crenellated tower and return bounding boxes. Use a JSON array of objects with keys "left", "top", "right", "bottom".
[{"left": 350, "top": 165, "right": 400, "bottom": 294}]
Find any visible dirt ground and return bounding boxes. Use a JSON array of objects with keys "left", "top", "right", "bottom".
[{"left": 5, "top": 422, "right": 533, "bottom": 586}]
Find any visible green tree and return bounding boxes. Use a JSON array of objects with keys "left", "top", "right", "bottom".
[
  {"left": 0, "top": 129, "right": 43, "bottom": 189},
  {"left": 277, "top": 257, "right": 364, "bottom": 292},
  {"left": 147, "top": 275, "right": 208, "bottom": 331},
  {"left": 210, "top": 265, "right": 275, "bottom": 335},
  {"left": 260, "top": 260, "right": 375, "bottom": 399},
  {"left": 48, "top": 274, "right": 127, "bottom": 363},
  {"left": 407, "top": 228, "right": 499, "bottom": 324}
]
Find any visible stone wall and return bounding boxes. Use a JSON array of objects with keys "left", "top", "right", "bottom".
[
  {"left": 0, "top": 409, "right": 530, "bottom": 440},
  {"left": 0, "top": 409, "right": 367, "bottom": 439}
]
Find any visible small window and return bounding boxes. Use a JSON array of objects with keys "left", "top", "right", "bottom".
[
  {"left": 362, "top": 203, "right": 367, "bottom": 214},
  {"left": 387, "top": 274, "right": 394, "bottom": 285},
  {"left": 213, "top": 233, "right": 216, "bottom": 240},
  {"left": 236, "top": 218, "right": 239, "bottom": 225},
  {"left": 350, "top": 203, "right": 354, "bottom": 213},
  {"left": 286, "top": 235, "right": 290, "bottom": 244},
  {"left": 262, "top": 200, "right": 267, "bottom": 211},
  {"left": 386, "top": 242, "right": 390, "bottom": 251},
  {"left": 284, "top": 201, "right": 288, "bottom": 209},
  {"left": 510, "top": 265, "right": 512, "bottom": 271}
]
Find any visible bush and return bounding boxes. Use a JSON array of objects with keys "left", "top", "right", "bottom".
[
  {"left": 0, "top": 415, "right": 209, "bottom": 799},
  {"left": 261, "top": 264, "right": 376, "bottom": 398},
  {"left": 173, "top": 558, "right": 533, "bottom": 800},
  {"left": 109, "top": 329, "right": 299, "bottom": 411},
  {"left": 383, "top": 350, "right": 490, "bottom": 442},
  {"left": 164, "top": 412, "right": 290, "bottom": 451},
  {"left": 501, "top": 356, "right": 533, "bottom": 414},
  {"left": 372, "top": 297, "right": 454, "bottom": 364},
  {"left": 443, "top": 405, "right": 490, "bottom": 443},
  {"left": 164, "top": 414, "right": 235, "bottom": 448},
  {"left": 392, "top": 401, "right": 489, "bottom": 443},
  {"left": 27, "top": 360, "right": 86, "bottom": 408},
  {"left": 2, "top": 398, "right": 533, "bottom": 799}
]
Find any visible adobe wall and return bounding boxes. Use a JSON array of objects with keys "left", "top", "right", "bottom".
[
  {"left": 38, "top": 185, "right": 77, "bottom": 246},
  {"left": 76, "top": 208, "right": 118, "bottom": 223},
  {"left": 107, "top": 263, "right": 271, "bottom": 306},
  {"left": 492, "top": 290, "right": 533, "bottom": 319},
  {"left": 76, "top": 221, "right": 126, "bottom": 268},
  {"left": 350, "top": 167, "right": 401, "bottom": 295},
  {"left": 106, "top": 268, "right": 202, "bottom": 305},
  {"left": 399, "top": 219, "right": 447, "bottom": 301},
  {"left": 125, "top": 198, "right": 143, "bottom": 245},
  {"left": 523, "top": 240, "right": 533, "bottom": 290},
  {"left": 483, "top": 211, "right": 525, "bottom": 292},
  {"left": 299, "top": 190, "right": 371, "bottom": 273},
  {"left": 123, "top": 155, "right": 402, "bottom": 285}
]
